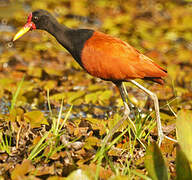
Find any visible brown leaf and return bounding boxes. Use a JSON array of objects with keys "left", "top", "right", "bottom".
[
  {"left": 11, "top": 159, "right": 35, "bottom": 180},
  {"left": 31, "top": 165, "right": 55, "bottom": 176}
]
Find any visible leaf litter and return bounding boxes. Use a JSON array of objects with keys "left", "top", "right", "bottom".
[{"left": 0, "top": 0, "right": 192, "bottom": 179}]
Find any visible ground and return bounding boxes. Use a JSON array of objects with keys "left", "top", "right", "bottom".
[{"left": 0, "top": 0, "right": 192, "bottom": 179}]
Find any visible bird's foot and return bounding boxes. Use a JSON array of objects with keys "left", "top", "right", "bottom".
[
  {"left": 158, "top": 132, "right": 177, "bottom": 147},
  {"left": 124, "top": 103, "right": 130, "bottom": 117},
  {"left": 164, "top": 135, "right": 178, "bottom": 143},
  {"left": 158, "top": 131, "right": 164, "bottom": 147}
]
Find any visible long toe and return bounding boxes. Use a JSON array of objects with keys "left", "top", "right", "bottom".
[
  {"left": 164, "top": 135, "right": 178, "bottom": 143},
  {"left": 158, "top": 132, "right": 165, "bottom": 147},
  {"left": 124, "top": 109, "right": 130, "bottom": 117}
]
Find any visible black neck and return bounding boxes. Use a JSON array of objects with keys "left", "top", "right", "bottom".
[
  {"left": 44, "top": 18, "right": 94, "bottom": 67},
  {"left": 46, "top": 20, "right": 73, "bottom": 51}
]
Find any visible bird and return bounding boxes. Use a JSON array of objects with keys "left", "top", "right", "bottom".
[{"left": 13, "top": 9, "right": 176, "bottom": 146}]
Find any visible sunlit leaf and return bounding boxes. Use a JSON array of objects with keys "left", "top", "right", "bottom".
[
  {"left": 44, "top": 67, "right": 63, "bottom": 76},
  {"left": 43, "top": 80, "right": 57, "bottom": 90},
  {"left": 88, "top": 84, "right": 105, "bottom": 91},
  {"left": 176, "top": 145, "right": 192, "bottom": 180},
  {"left": 109, "top": 176, "right": 131, "bottom": 180},
  {"left": 66, "top": 91, "right": 85, "bottom": 104},
  {"left": 98, "top": 90, "right": 112, "bottom": 102},
  {"left": 9, "top": 107, "right": 25, "bottom": 122},
  {"left": 27, "top": 67, "right": 42, "bottom": 78},
  {"left": 47, "top": 176, "right": 65, "bottom": 180},
  {"left": 144, "top": 143, "right": 168, "bottom": 180},
  {"left": 0, "top": 78, "right": 14, "bottom": 88},
  {"left": 24, "top": 111, "right": 48, "bottom": 128},
  {"left": 50, "top": 93, "right": 66, "bottom": 100},
  {"left": 84, "top": 136, "right": 100, "bottom": 150},
  {"left": 177, "top": 110, "right": 192, "bottom": 163},
  {"left": 66, "top": 169, "right": 90, "bottom": 180},
  {"left": 85, "top": 92, "right": 98, "bottom": 104}
]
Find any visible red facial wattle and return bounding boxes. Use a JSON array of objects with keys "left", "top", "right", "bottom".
[
  {"left": 25, "top": 13, "right": 36, "bottom": 30},
  {"left": 24, "top": 21, "right": 36, "bottom": 30},
  {"left": 13, "top": 12, "right": 36, "bottom": 41},
  {"left": 27, "top": 12, "right": 32, "bottom": 22}
]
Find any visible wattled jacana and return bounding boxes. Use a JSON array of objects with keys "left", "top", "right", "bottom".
[{"left": 13, "top": 9, "right": 176, "bottom": 146}]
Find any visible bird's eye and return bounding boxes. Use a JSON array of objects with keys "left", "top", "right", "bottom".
[{"left": 34, "top": 16, "right": 38, "bottom": 21}]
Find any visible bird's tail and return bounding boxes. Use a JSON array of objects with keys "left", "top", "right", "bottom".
[{"left": 143, "top": 77, "right": 165, "bottom": 85}]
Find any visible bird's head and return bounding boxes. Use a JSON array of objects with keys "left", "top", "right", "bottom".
[{"left": 13, "top": 9, "right": 54, "bottom": 41}]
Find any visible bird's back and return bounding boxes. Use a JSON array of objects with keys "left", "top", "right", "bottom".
[{"left": 81, "top": 31, "right": 167, "bottom": 84}]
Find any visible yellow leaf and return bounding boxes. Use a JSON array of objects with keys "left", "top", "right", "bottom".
[
  {"left": 177, "top": 110, "right": 192, "bottom": 163},
  {"left": 24, "top": 111, "right": 48, "bottom": 128}
]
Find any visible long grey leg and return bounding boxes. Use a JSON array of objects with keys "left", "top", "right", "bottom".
[
  {"left": 117, "top": 82, "right": 131, "bottom": 116},
  {"left": 102, "top": 82, "right": 134, "bottom": 144},
  {"left": 122, "top": 83, "right": 135, "bottom": 111},
  {"left": 130, "top": 80, "right": 177, "bottom": 146}
]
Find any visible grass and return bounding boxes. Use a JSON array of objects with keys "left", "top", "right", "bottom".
[
  {"left": 0, "top": 79, "right": 74, "bottom": 160},
  {"left": 10, "top": 75, "right": 25, "bottom": 112},
  {"left": 28, "top": 90, "right": 73, "bottom": 161},
  {"left": 28, "top": 131, "right": 50, "bottom": 160},
  {"left": 0, "top": 76, "right": 25, "bottom": 154},
  {"left": 0, "top": 132, "right": 11, "bottom": 154},
  {"left": 0, "top": 77, "right": 176, "bottom": 179},
  {"left": 93, "top": 104, "right": 156, "bottom": 179}
]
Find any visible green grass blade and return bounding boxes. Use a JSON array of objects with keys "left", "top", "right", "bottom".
[
  {"left": 55, "top": 98, "right": 64, "bottom": 135},
  {"left": 28, "top": 131, "right": 50, "bottom": 160},
  {"left": 59, "top": 105, "right": 73, "bottom": 131},
  {"left": 131, "top": 169, "right": 152, "bottom": 180},
  {"left": 10, "top": 75, "right": 25, "bottom": 111},
  {"left": 47, "top": 89, "right": 53, "bottom": 117}
]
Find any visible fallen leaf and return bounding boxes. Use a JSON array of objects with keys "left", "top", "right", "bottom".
[{"left": 24, "top": 111, "right": 48, "bottom": 128}]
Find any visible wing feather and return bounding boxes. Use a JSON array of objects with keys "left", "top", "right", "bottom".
[{"left": 81, "top": 31, "right": 167, "bottom": 82}]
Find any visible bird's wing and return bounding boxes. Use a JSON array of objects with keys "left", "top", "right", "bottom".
[{"left": 81, "top": 31, "right": 167, "bottom": 81}]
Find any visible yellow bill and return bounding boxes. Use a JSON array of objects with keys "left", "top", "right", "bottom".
[
  {"left": 13, "top": 26, "right": 31, "bottom": 41},
  {"left": 13, "top": 12, "right": 36, "bottom": 41}
]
